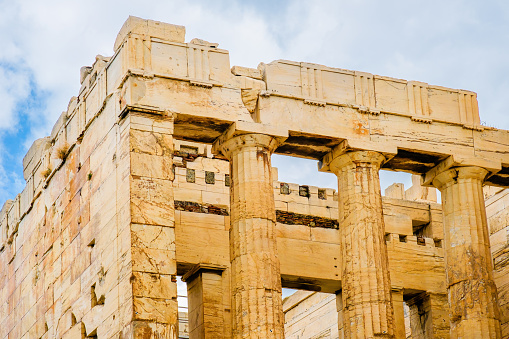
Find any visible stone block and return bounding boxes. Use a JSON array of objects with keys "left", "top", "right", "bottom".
[
  {"left": 131, "top": 247, "right": 176, "bottom": 275},
  {"left": 82, "top": 304, "right": 104, "bottom": 336},
  {"left": 130, "top": 177, "right": 174, "bottom": 227},
  {"left": 231, "top": 65, "right": 263, "bottom": 80},
  {"left": 186, "top": 168, "right": 195, "bottom": 183},
  {"left": 132, "top": 272, "right": 177, "bottom": 299},
  {"left": 130, "top": 129, "right": 173, "bottom": 156},
  {"left": 131, "top": 152, "right": 173, "bottom": 180},
  {"left": 115, "top": 16, "right": 185, "bottom": 51},
  {"left": 131, "top": 224, "right": 175, "bottom": 250},
  {"left": 205, "top": 171, "right": 215, "bottom": 184},
  {"left": 179, "top": 211, "right": 225, "bottom": 231},
  {"left": 201, "top": 190, "right": 229, "bottom": 206},
  {"left": 133, "top": 296, "right": 178, "bottom": 324},
  {"left": 310, "top": 227, "right": 341, "bottom": 244},
  {"left": 384, "top": 214, "right": 413, "bottom": 236},
  {"left": 385, "top": 182, "right": 405, "bottom": 199},
  {"left": 276, "top": 223, "right": 311, "bottom": 241}
]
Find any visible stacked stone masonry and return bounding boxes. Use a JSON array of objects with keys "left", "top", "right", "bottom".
[
  {"left": 284, "top": 186, "right": 509, "bottom": 339},
  {"left": 1, "top": 16, "right": 509, "bottom": 339}
]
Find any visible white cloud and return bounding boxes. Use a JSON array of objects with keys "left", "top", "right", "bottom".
[{"left": 0, "top": 66, "right": 31, "bottom": 130}]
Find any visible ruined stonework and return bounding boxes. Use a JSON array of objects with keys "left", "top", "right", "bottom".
[
  {"left": 283, "top": 186, "right": 509, "bottom": 339},
  {"left": 1, "top": 16, "right": 509, "bottom": 339}
]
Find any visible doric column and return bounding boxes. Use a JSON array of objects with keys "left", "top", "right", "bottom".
[
  {"left": 214, "top": 127, "right": 285, "bottom": 338},
  {"left": 328, "top": 150, "right": 395, "bottom": 338},
  {"left": 432, "top": 166, "right": 501, "bottom": 338}
]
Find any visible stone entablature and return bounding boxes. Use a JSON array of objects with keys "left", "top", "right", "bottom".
[{"left": 262, "top": 60, "right": 480, "bottom": 128}]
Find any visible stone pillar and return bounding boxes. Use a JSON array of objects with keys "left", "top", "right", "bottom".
[
  {"left": 214, "top": 132, "right": 284, "bottom": 338},
  {"left": 182, "top": 264, "right": 231, "bottom": 339},
  {"left": 391, "top": 289, "right": 406, "bottom": 339},
  {"left": 406, "top": 293, "right": 429, "bottom": 339},
  {"left": 406, "top": 292, "right": 450, "bottom": 339},
  {"left": 336, "top": 291, "right": 345, "bottom": 339},
  {"left": 121, "top": 110, "right": 178, "bottom": 338},
  {"left": 328, "top": 150, "right": 395, "bottom": 338},
  {"left": 432, "top": 166, "right": 501, "bottom": 338}
]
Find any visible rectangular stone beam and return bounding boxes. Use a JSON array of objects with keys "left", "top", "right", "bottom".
[
  {"left": 181, "top": 264, "right": 231, "bottom": 339},
  {"left": 175, "top": 217, "right": 446, "bottom": 296}
]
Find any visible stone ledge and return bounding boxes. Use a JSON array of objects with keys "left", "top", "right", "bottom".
[
  {"left": 276, "top": 210, "right": 338, "bottom": 229},
  {"left": 174, "top": 200, "right": 228, "bottom": 216}
]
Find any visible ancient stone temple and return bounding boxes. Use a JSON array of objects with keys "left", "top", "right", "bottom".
[{"left": 1, "top": 16, "right": 509, "bottom": 339}]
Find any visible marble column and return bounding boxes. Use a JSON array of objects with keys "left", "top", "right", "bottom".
[
  {"left": 215, "top": 133, "right": 284, "bottom": 338},
  {"left": 328, "top": 150, "right": 395, "bottom": 338},
  {"left": 432, "top": 166, "right": 501, "bottom": 338}
]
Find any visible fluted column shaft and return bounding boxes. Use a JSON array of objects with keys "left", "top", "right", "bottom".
[
  {"left": 330, "top": 151, "right": 394, "bottom": 339},
  {"left": 433, "top": 166, "right": 501, "bottom": 338},
  {"left": 217, "top": 133, "right": 284, "bottom": 338}
]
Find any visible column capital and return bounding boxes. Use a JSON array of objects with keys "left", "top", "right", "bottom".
[
  {"left": 324, "top": 149, "right": 387, "bottom": 175},
  {"left": 181, "top": 263, "right": 227, "bottom": 282},
  {"left": 391, "top": 286, "right": 405, "bottom": 293},
  {"left": 431, "top": 166, "right": 489, "bottom": 191},
  {"left": 319, "top": 139, "right": 395, "bottom": 173},
  {"left": 212, "top": 121, "right": 287, "bottom": 160},
  {"left": 422, "top": 154, "right": 501, "bottom": 186}
]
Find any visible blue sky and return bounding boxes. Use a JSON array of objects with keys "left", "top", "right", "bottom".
[{"left": 1, "top": 0, "right": 509, "bottom": 207}]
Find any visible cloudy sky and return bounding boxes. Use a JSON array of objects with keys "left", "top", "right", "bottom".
[{"left": 1, "top": 0, "right": 508, "bottom": 207}]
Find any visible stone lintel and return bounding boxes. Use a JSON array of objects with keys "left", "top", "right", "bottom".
[
  {"left": 318, "top": 139, "right": 397, "bottom": 172},
  {"left": 181, "top": 263, "right": 227, "bottom": 282},
  {"left": 118, "top": 104, "right": 169, "bottom": 120},
  {"left": 422, "top": 154, "right": 502, "bottom": 187}
]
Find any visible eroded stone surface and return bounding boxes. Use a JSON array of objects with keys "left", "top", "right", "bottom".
[
  {"left": 215, "top": 132, "right": 285, "bottom": 338},
  {"left": 328, "top": 150, "right": 395, "bottom": 338},
  {"left": 432, "top": 167, "right": 501, "bottom": 338},
  {"left": 1, "top": 15, "right": 508, "bottom": 339}
]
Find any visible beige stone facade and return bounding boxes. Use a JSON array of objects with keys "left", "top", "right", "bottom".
[
  {"left": 284, "top": 186, "right": 509, "bottom": 339},
  {"left": 1, "top": 16, "right": 509, "bottom": 339}
]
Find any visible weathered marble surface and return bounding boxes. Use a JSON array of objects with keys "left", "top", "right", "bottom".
[
  {"left": 433, "top": 167, "right": 501, "bottom": 338},
  {"left": 1, "top": 15, "right": 509, "bottom": 339}
]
